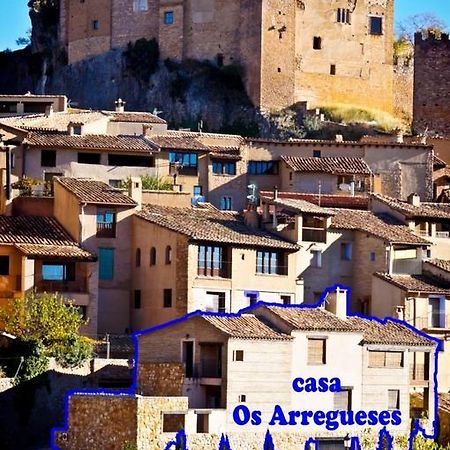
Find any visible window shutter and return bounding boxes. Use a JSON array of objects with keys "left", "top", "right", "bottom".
[
  {"left": 334, "top": 389, "right": 351, "bottom": 410},
  {"left": 388, "top": 389, "right": 400, "bottom": 410},
  {"left": 368, "top": 351, "right": 385, "bottom": 367},
  {"left": 385, "top": 351, "right": 403, "bottom": 368},
  {"left": 307, "top": 339, "right": 326, "bottom": 365}
]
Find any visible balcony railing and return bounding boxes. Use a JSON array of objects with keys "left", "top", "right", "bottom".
[
  {"left": 436, "top": 231, "right": 450, "bottom": 239},
  {"left": 197, "top": 261, "right": 231, "bottom": 278},
  {"left": 410, "top": 363, "right": 429, "bottom": 382},
  {"left": 408, "top": 314, "right": 450, "bottom": 331},
  {"left": 35, "top": 279, "right": 88, "bottom": 293},
  {"left": 302, "top": 227, "right": 326, "bottom": 243},
  {"left": 185, "top": 362, "right": 222, "bottom": 379},
  {"left": 96, "top": 221, "right": 116, "bottom": 238}
]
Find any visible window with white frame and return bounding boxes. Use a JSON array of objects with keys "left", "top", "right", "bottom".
[{"left": 133, "top": 0, "right": 148, "bottom": 12}]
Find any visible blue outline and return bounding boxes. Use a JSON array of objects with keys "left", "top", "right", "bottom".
[{"left": 50, "top": 283, "right": 442, "bottom": 450}]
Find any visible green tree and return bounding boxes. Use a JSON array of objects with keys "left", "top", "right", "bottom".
[{"left": 1, "top": 291, "right": 93, "bottom": 378}]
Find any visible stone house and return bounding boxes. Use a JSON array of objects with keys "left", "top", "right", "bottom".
[
  {"left": 0, "top": 94, "right": 67, "bottom": 117},
  {"left": 131, "top": 202, "right": 300, "bottom": 330},
  {"left": 60, "top": 0, "right": 395, "bottom": 113},
  {"left": 0, "top": 215, "right": 97, "bottom": 335},
  {"left": 53, "top": 177, "right": 138, "bottom": 334}
]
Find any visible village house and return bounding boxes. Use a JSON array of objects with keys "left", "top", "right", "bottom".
[
  {"left": 0, "top": 215, "right": 97, "bottom": 335},
  {"left": 53, "top": 288, "right": 439, "bottom": 450},
  {"left": 0, "top": 94, "right": 67, "bottom": 117},
  {"left": 52, "top": 177, "right": 138, "bottom": 334},
  {"left": 131, "top": 202, "right": 300, "bottom": 330}
]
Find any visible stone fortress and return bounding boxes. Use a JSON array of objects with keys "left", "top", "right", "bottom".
[{"left": 60, "top": 0, "right": 395, "bottom": 112}]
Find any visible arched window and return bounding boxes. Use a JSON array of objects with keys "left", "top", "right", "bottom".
[
  {"left": 165, "top": 246, "right": 172, "bottom": 264},
  {"left": 135, "top": 248, "right": 141, "bottom": 267},
  {"left": 150, "top": 247, "right": 156, "bottom": 266}
]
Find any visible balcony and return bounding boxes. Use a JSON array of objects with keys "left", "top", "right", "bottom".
[
  {"left": 197, "top": 262, "right": 231, "bottom": 278},
  {"left": 302, "top": 227, "right": 326, "bottom": 243},
  {"left": 96, "top": 221, "right": 116, "bottom": 238},
  {"left": 35, "top": 279, "right": 88, "bottom": 293},
  {"left": 409, "top": 314, "right": 450, "bottom": 332}
]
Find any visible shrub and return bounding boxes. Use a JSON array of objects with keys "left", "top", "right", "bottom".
[{"left": 124, "top": 38, "right": 160, "bottom": 83}]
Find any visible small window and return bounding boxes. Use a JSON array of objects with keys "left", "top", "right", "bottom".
[
  {"left": 311, "top": 250, "right": 322, "bottom": 268},
  {"left": 233, "top": 350, "right": 244, "bottom": 361},
  {"left": 337, "top": 8, "right": 351, "bottom": 24},
  {"left": 220, "top": 197, "right": 233, "bottom": 211},
  {"left": 330, "top": 64, "right": 336, "bottom": 75},
  {"left": 334, "top": 388, "right": 352, "bottom": 411},
  {"left": 165, "top": 246, "right": 172, "bottom": 264},
  {"left": 277, "top": 67, "right": 281, "bottom": 73},
  {"left": 133, "top": 0, "right": 148, "bottom": 12},
  {"left": 216, "top": 53, "right": 224, "bottom": 67},
  {"left": 341, "top": 243, "right": 352, "bottom": 261},
  {"left": 307, "top": 338, "right": 326, "bottom": 365},
  {"left": 369, "top": 16, "right": 383, "bottom": 35},
  {"left": 369, "top": 350, "right": 404, "bottom": 368},
  {"left": 150, "top": 247, "right": 156, "bottom": 265},
  {"left": 313, "top": 150, "right": 321, "bottom": 158},
  {"left": 76, "top": 305, "right": 87, "bottom": 320},
  {"left": 136, "top": 248, "right": 141, "bottom": 267},
  {"left": 281, "top": 295, "right": 291, "bottom": 305},
  {"left": 164, "top": 11, "right": 174, "bottom": 25},
  {"left": 313, "top": 36, "right": 322, "bottom": 50},
  {"left": 41, "top": 150, "right": 56, "bottom": 167},
  {"left": 92, "top": 20, "right": 99, "bottom": 30},
  {"left": 73, "top": 126, "right": 82, "bottom": 135},
  {"left": 238, "top": 394, "right": 246, "bottom": 402},
  {"left": 42, "top": 262, "right": 75, "bottom": 281},
  {"left": 388, "top": 389, "right": 400, "bottom": 410},
  {"left": 134, "top": 290, "right": 141, "bottom": 309},
  {"left": 212, "top": 160, "right": 236, "bottom": 176},
  {"left": 370, "top": 252, "right": 376, "bottom": 262},
  {"left": 109, "top": 179, "right": 122, "bottom": 188},
  {"left": 0, "top": 256, "right": 10, "bottom": 275},
  {"left": 163, "top": 288, "right": 172, "bottom": 308},
  {"left": 99, "top": 248, "right": 114, "bottom": 280},
  {"left": 193, "top": 185, "right": 203, "bottom": 196},
  {"left": 78, "top": 152, "right": 101, "bottom": 164}
]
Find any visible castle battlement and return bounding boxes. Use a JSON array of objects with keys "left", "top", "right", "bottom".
[{"left": 415, "top": 31, "right": 450, "bottom": 45}]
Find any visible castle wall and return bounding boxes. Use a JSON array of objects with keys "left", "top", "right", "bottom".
[
  {"left": 393, "top": 59, "right": 414, "bottom": 124},
  {"left": 413, "top": 33, "right": 450, "bottom": 136}
]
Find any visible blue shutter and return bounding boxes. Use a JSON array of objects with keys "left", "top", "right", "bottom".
[{"left": 99, "top": 248, "right": 114, "bottom": 280}]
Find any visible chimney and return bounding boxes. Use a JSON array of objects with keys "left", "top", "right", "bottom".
[
  {"left": 128, "top": 176, "right": 142, "bottom": 210},
  {"left": 325, "top": 286, "right": 348, "bottom": 319},
  {"left": 395, "top": 305, "right": 405, "bottom": 321},
  {"left": 244, "top": 205, "right": 259, "bottom": 229},
  {"left": 335, "top": 134, "right": 343, "bottom": 143},
  {"left": 143, "top": 124, "right": 153, "bottom": 137},
  {"left": 407, "top": 192, "right": 420, "bottom": 207},
  {"left": 115, "top": 98, "right": 126, "bottom": 113},
  {"left": 273, "top": 185, "right": 278, "bottom": 200}
]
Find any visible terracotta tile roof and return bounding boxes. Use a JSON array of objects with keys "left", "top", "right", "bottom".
[
  {"left": 0, "top": 216, "right": 95, "bottom": 261},
  {"left": 56, "top": 177, "right": 137, "bottom": 206},
  {"left": 25, "top": 131, "right": 156, "bottom": 153},
  {"left": 202, "top": 314, "right": 292, "bottom": 340},
  {"left": 260, "top": 191, "right": 369, "bottom": 210},
  {"left": 264, "top": 305, "right": 435, "bottom": 346},
  {"left": 374, "top": 272, "right": 450, "bottom": 295},
  {"left": 209, "top": 146, "right": 241, "bottom": 160},
  {"left": 103, "top": 111, "right": 167, "bottom": 124},
  {"left": 330, "top": 209, "right": 429, "bottom": 245},
  {"left": 433, "top": 154, "right": 447, "bottom": 169},
  {"left": 260, "top": 195, "right": 335, "bottom": 216},
  {"left": 371, "top": 194, "right": 450, "bottom": 219},
  {"left": 136, "top": 204, "right": 299, "bottom": 250},
  {"left": 281, "top": 155, "right": 372, "bottom": 175},
  {"left": 426, "top": 259, "right": 450, "bottom": 273}
]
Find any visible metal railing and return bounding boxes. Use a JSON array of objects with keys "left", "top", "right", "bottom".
[
  {"left": 96, "top": 222, "right": 116, "bottom": 238},
  {"left": 302, "top": 227, "right": 327, "bottom": 243},
  {"left": 411, "top": 314, "right": 450, "bottom": 331},
  {"left": 35, "top": 279, "right": 88, "bottom": 293}
]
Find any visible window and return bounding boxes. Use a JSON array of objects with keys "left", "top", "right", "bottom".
[
  {"left": 212, "top": 160, "right": 236, "bottom": 175},
  {"left": 307, "top": 338, "right": 326, "bottom": 365},
  {"left": 313, "top": 36, "right": 322, "bottom": 49},
  {"left": 238, "top": 394, "right": 246, "bottom": 402},
  {"left": 193, "top": 185, "right": 202, "bottom": 196},
  {"left": 369, "top": 16, "right": 383, "bottom": 35},
  {"left": 388, "top": 389, "right": 400, "bottom": 410},
  {"left": 99, "top": 248, "right": 114, "bottom": 280},
  {"left": 42, "top": 262, "right": 75, "bottom": 281},
  {"left": 134, "top": 290, "right": 141, "bottom": 309},
  {"left": 313, "top": 150, "right": 321, "bottom": 158},
  {"left": 370, "top": 252, "right": 376, "bottom": 262},
  {"left": 150, "top": 247, "right": 156, "bottom": 265},
  {"left": 330, "top": 64, "right": 336, "bottom": 75},
  {"left": 341, "top": 243, "right": 352, "bottom": 261},
  {"left": 246, "top": 292, "right": 258, "bottom": 305},
  {"left": 337, "top": 8, "right": 351, "bottom": 24},
  {"left": 220, "top": 196, "right": 233, "bottom": 211},
  {"left": 109, "top": 179, "right": 122, "bottom": 188},
  {"left": 233, "top": 350, "right": 244, "bottom": 361},
  {"left": 73, "top": 126, "right": 82, "bottom": 135},
  {"left": 206, "top": 291, "right": 227, "bottom": 313},
  {"left": 78, "top": 152, "right": 101, "bottom": 164},
  {"left": 108, "top": 154, "right": 154, "bottom": 167},
  {"left": 163, "top": 288, "right": 172, "bottom": 308},
  {"left": 92, "top": 20, "right": 99, "bottom": 30},
  {"left": 429, "top": 297, "right": 445, "bottom": 328},
  {"left": 135, "top": 248, "right": 141, "bottom": 267},
  {"left": 281, "top": 295, "right": 291, "bottom": 305},
  {"left": 169, "top": 151, "right": 197, "bottom": 174},
  {"left": 164, "top": 11, "right": 174, "bottom": 25},
  {"left": 182, "top": 341, "right": 194, "bottom": 377},
  {"left": 96, "top": 209, "right": 116, "bottom": 238},
  {"left": 248, "top": 161, "right": 278, "bottom": 175},
  {"left": 216, "top": 53, "right": 224, "bottom": 67},
  {"left": 133, "top": 0, "right": 148, "bottom": 11},
  {"left": 311, "top": 250, "right": 322, "bottom": 268},
  {"left": 76, "top": 305, "right": 87, "bottom": 320},
  {"left": 256, "top": 250, "right": 287, "bottom": 275},
  {"left": 198, "top": 245, "right": 228, "bottom": 277},
  {"left": 0, "top": 256, "right": 9, "bottom": 275},
  {"left": 334, "top": 388, "right": 352, "bottom": 411},
  {"left": 368, "top": 351, "right": 404, "bottom": 368},
  {"left": 165, "top": 246, "right": 172, "bottom": 264},
  {"left": 41, "top": 150, "right": 56, "bottom": 167}
]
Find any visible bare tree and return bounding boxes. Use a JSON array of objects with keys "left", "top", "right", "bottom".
[{"left": 396, "top": 13, "right": 448, "bottom": 43}]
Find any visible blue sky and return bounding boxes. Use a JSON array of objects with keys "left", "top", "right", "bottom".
[{"left": 0, "top": 0, "right": 449, "bottom": 51}]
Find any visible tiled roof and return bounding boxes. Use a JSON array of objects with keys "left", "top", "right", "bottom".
[
  {"left": 25, "top": 131, "right": 156, "bottom": 153},
  {"left": 202, "top": 314, "right": 291, "bottom": 340},
  {"left": 260, "top": 195, "right": 335, "bottom": 216},
  {"left": 136, "top": 204, "right": 299, "bottom": 250},
  {"left": 426, "top": 259, "right": 450, "bottom": 273},
  {"left": 0, "top": 216, "right": 95, "bottom": 261},
  {"left": 103, "top": 111, "right": 167, "bottom": 124},
  {"left": 281, "top": 155, "right": 372, "bottom": 175},
  {"left": 433, "top": 154, "right": 447, "bottom": 169},
  {"left": 374, "top": 272, "right": 450, "bottom": 295},
  {"left": 371, "top": 194, "right": 450, "bottom": 219},
  {"left": 56, "top": 178, "right": 137, "bottom": 206},
  {"left": 330, "top": 209, "right": 429, "bottom": 245},
  {"left": 264, "top": 305, "right": 434, "bottom": 346}
]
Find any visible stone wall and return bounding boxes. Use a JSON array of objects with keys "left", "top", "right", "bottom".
[
  {"left": 413, "top": 33, "right": 450, "bottom": 136},
  {"left": 393, "top": 58, "right": 414, "bottom": 124},
  {"left": 137, "top": 362, "right": 184, "bottom": 396}
]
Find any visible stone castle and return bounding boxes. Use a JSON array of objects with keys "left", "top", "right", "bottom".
[
  {"left": 413, "top": 32, "right": 450, "bottom": 136},
  {"left": 60, "top": 0, "right": 394, "bottom": 112}
]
